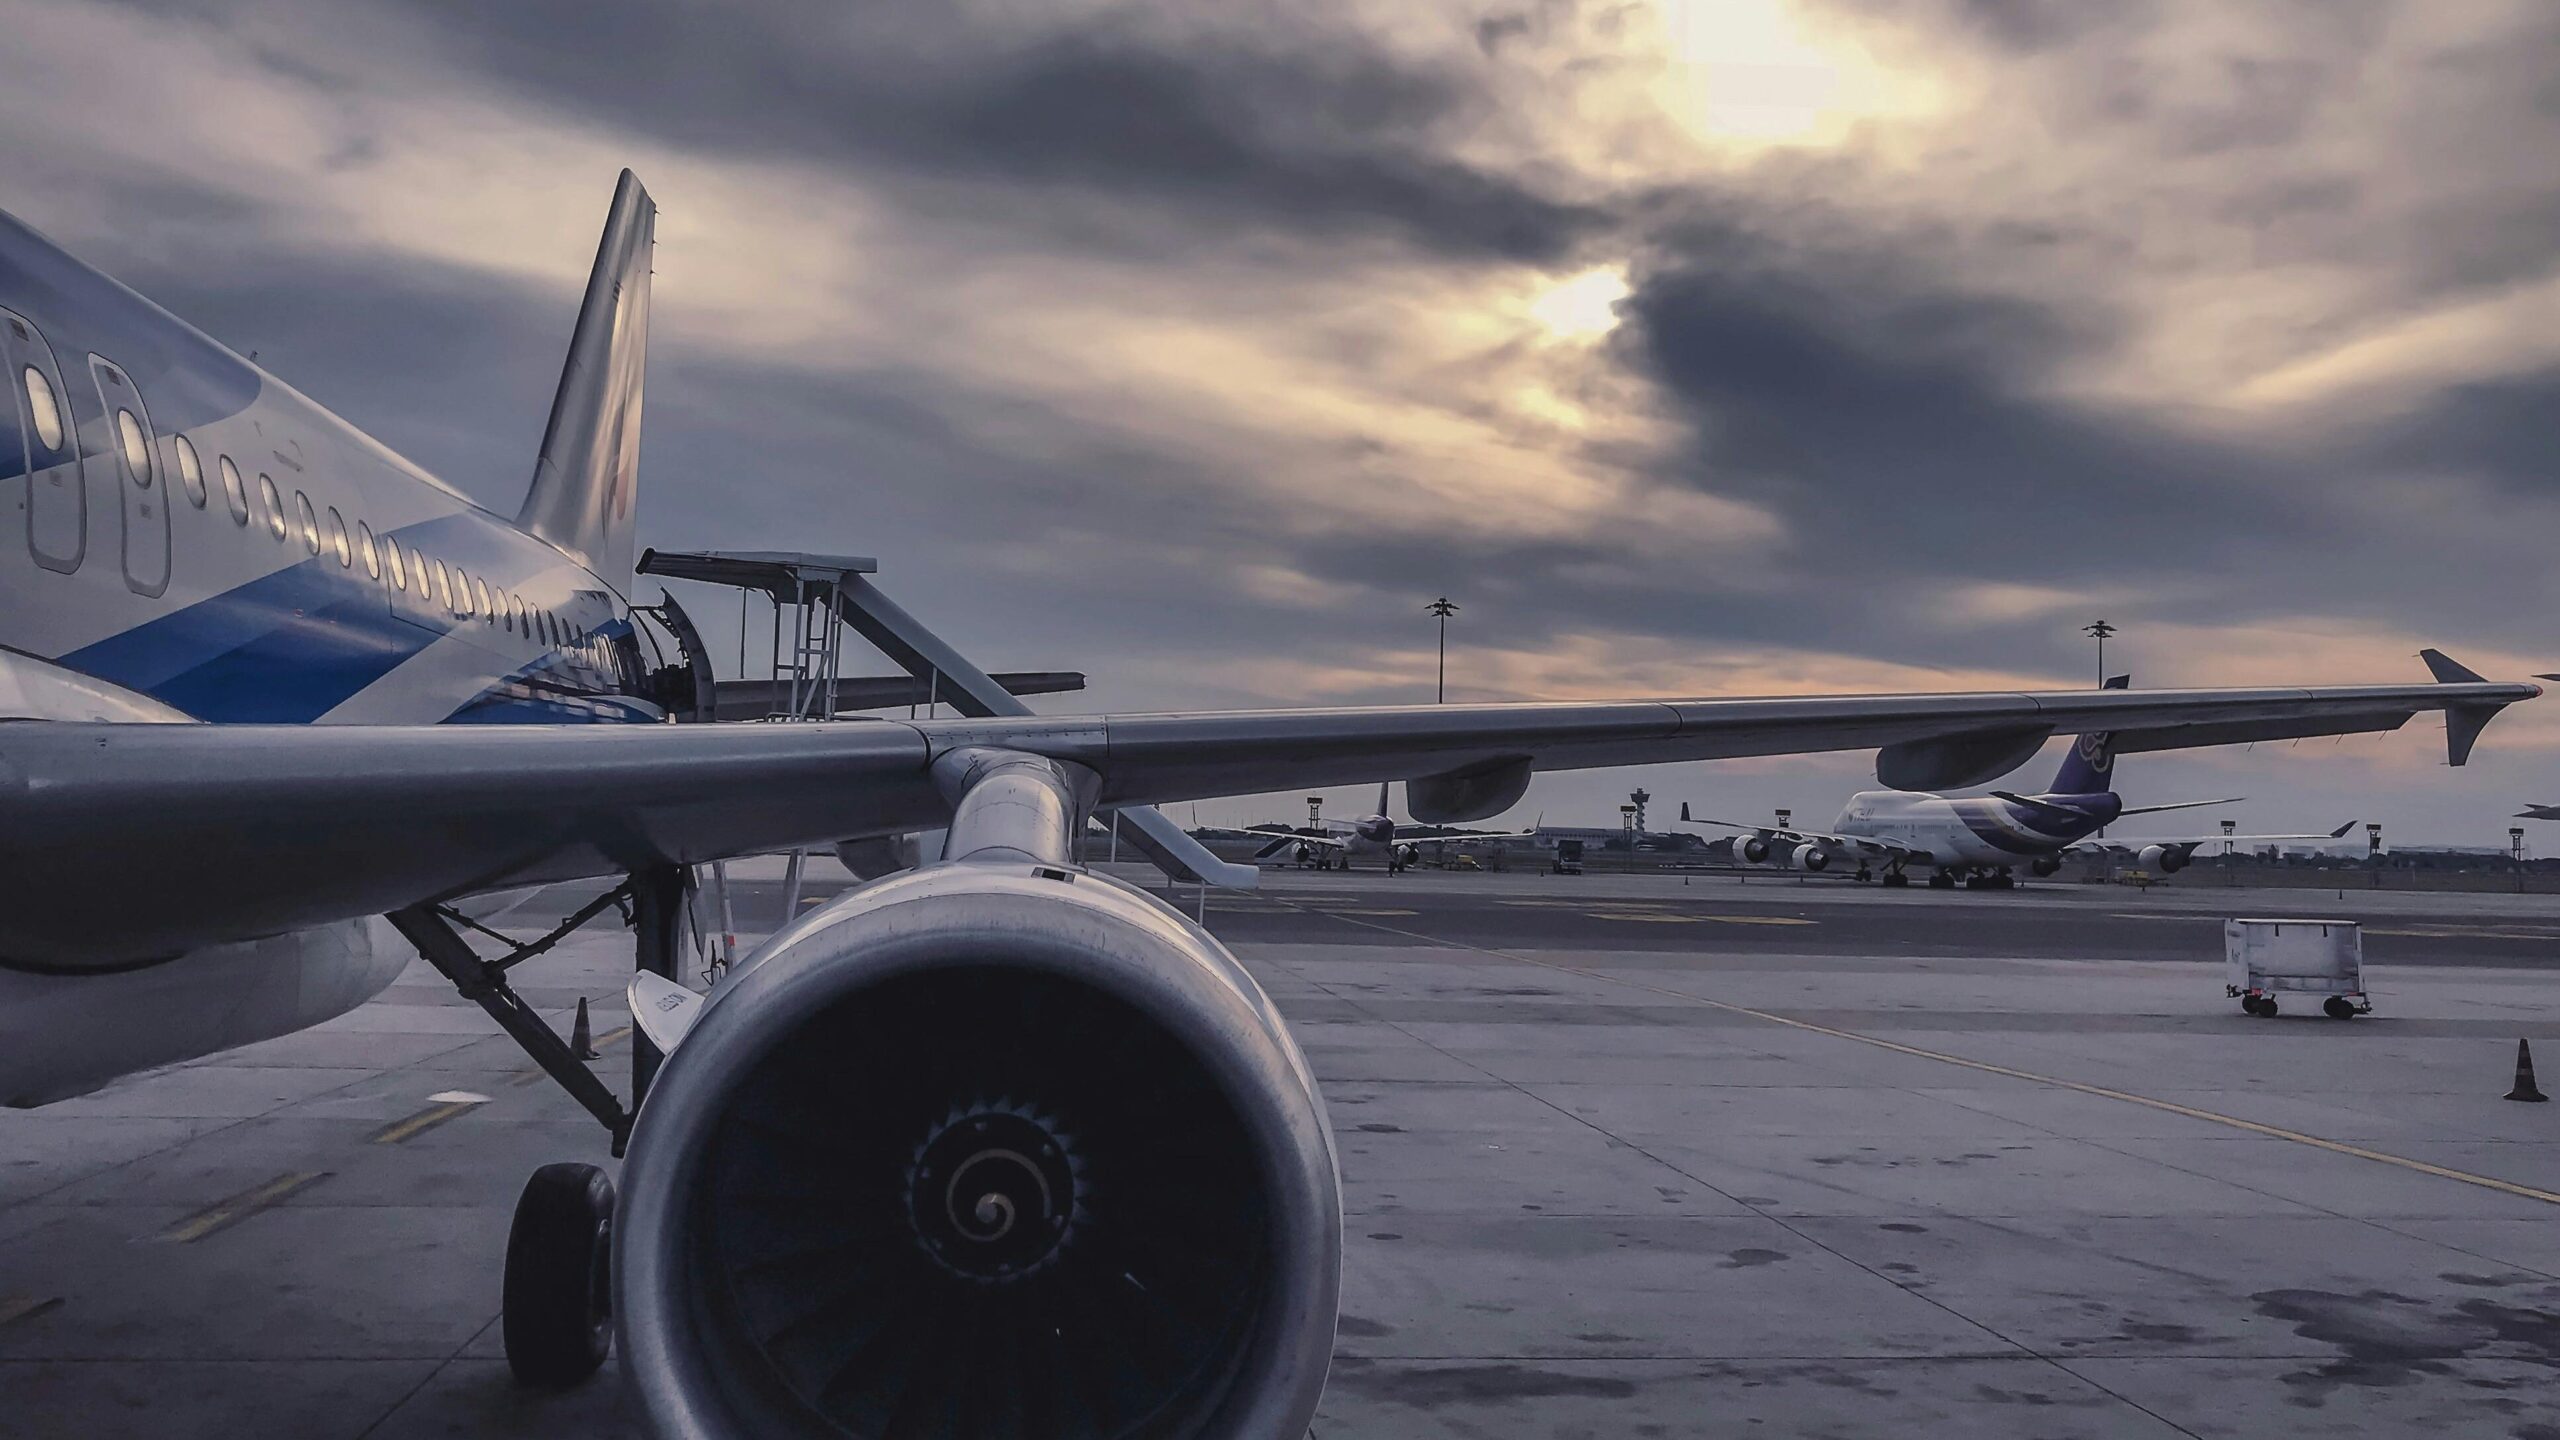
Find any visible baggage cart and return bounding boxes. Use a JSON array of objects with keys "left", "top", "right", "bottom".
[{"left": 2224, "top": 918, "right": 2368, "bottom": 1019}]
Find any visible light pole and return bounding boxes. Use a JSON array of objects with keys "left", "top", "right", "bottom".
[
  {"left": 2083, "top": 620, "right": 2116, "bottom": 685},
  {"left": 1426, "top": 597, "right": 1459, "bottom": 703}
]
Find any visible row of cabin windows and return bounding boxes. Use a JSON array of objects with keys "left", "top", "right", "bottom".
[{"left": 17, "top": 360, "right": 614, "bottom": 667}]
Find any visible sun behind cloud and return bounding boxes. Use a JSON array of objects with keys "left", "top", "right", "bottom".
[{"left": 1528, "top": 264, "right": 1631, "bottom": 340}]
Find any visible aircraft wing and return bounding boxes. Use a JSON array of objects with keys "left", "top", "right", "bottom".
[
  {"left": 2068, "top": 822, "right": 2361, "bottom": 856},
  {"left": 0, "top": 671, "right": 2530, "bottom": 967},
  {"left": 1218, "top": 827, "right": 1348, "bottom": 859},
  {"left": 1684, "top": 815, "right": 1930, "bottom": 863}
]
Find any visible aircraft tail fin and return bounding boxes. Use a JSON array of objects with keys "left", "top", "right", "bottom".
[
  {"left": 519, "top": 170, "right": 655, "bottom": 586},
  {"left": 2049, "top": 673, "right": 2130, "bottom": 793}
]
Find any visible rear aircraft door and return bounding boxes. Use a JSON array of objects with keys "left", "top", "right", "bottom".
[
  {"left": 89, "top": 357, "right": 170, "bottom": 596},
  {"left": 3, "top": 311, "right": 83, "bottom": 573}
]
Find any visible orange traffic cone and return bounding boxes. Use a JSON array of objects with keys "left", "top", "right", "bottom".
[
  {"left": 2505, "top": 1039, "right": 2546, "bottom": 1103},
  {"left": 571, "top": 998, "right": 600, "bottom": 1061}
]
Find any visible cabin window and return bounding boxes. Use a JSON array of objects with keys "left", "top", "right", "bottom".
[
  {"left": 220, "top": 457, "right": 249, "bottom": 524},
  {"left": 356, "top": 521, "right": 379, "bottom": 579},
  {"left": 173, "top": 436, "right": 206, "bottom": 508},
  {"left": 434, "top": 560, "right": 453, "bottom": 610},
  {"left": 325, "top": 506, "right": 350, "bottom": 567},
  {"left": 295, "top": 491, "right": 319, "bottom": 554},
  {"left": 472, "top": 576, "right": 491, "bottom": 621},
  {"left": 381, "top": 532, "right": 404, "bottom": 590},
  {"left": 455, "top": 569, "right": 474, "bottom": 617},
  {"left": 259, "top": 474, "right": 287, "bottom": 540},
  {"left": 21, "top": 367, "right": 63, "bottom": 451},
  {"left": 115, "top": 410, "right": 153, "bottom": 486}
]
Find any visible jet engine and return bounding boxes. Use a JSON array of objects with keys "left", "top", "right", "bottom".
[
  {"left": 2029, "top": 855, "right": 2063, "bottom": 878},
  {"left": 1740, "top": 836, "right": 1774, "bottom": 865},
  {"left": 1792, "top": 843, "right": 1829, "bottom": 873},
  {"left": 616, "top": 863, "right": 1342, "bottom": 1440},
  {"left": 2137, "top": 844, "right": 2188, "bottom": 875}
]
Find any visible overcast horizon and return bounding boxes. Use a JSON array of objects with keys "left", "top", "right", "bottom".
[{"left": 3, "top": 0, "right": 2555, "bottom": 844}]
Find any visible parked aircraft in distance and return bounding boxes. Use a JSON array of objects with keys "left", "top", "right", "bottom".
[
  {"left": 0, "top": 173, "right": 2535, "bottom": 1440},
  {"left": 1682, "top": 678, "right": 2363, "bottom": 888},
  {"left": 1200, "top": 783, "right": 1536, "bottom": 872}
]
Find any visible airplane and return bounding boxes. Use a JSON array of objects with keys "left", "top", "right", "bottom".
[
  {"left": 0, "top": 170, "right": 2536, "bottom": 1440},
  {"left": 1208, "top": 783, "right": 1535, "bottom": 872},
  {"left": 1680, "top": 677, "right": 2366, "bottom": 889}
]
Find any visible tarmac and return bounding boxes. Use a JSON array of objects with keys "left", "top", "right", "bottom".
[{"left": 6, "top": 859, "right": 2560, "bottom": 1438}]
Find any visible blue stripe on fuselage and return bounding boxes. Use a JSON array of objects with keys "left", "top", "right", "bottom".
[{"left": 64, "top": 513, "right": 643, "bottom": 724}]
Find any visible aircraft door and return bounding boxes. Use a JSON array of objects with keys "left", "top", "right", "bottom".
[
  {"left": 89, "top": 357, "right": 170, "bottom": 595},
  {"left": 3, "top": 311, "right": 83, "bottom": 573}
]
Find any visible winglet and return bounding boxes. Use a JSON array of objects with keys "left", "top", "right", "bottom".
[
  {"left": 2423, "top": 649, "right": 2510, "bottom": 766},
  {"left": 2420, "top": 648, "right": 2486, "bottom": 684},
  {"left": 2328, "top": 821, "right": 2356, "bottom": 839}
]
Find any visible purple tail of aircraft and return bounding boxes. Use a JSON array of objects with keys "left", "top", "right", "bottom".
[{"left": 2047, "top": 674, "right": 2130, "bottom": 795}]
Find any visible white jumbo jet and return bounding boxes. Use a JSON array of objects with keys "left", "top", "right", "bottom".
[
  {"left": 1681, "top": 677, "right": 2371, "bottom": 888},
  {"left": 0, "top": 172, "right": 2536, "bottom": 1439}
]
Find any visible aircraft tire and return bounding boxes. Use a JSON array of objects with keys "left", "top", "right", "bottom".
[
  {"left": 503, "top": 1162, "right": 616, "bottom": 1387},
  {"left": 1927, "top": 872, "right": 1956, "bottom": 890}
]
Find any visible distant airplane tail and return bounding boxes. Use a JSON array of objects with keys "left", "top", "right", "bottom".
[
  {"left": 2048, "top": 673, "right": 2130, "bottom": 793},
  {"left": 518, "top": 170, "right": 655, "bottom": 587}
]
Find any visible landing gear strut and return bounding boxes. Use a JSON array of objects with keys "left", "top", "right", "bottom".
[{"left": 393, "top": 864, "right": 694, "bottom": 1390}]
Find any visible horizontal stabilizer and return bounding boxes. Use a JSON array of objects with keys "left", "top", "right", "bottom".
[
  {"left": 2115, "top": 795, "right": 2245, "bottom": 818},
  {"left": 710, "top": 671, "right": 1084, "bottom": 721}
]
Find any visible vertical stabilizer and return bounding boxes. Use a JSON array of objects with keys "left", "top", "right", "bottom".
[
  {"left": 2049, "top": 673, "right": 2130, "bottom": 793},
  {"left": 519, "top": 170, "right": 654, "bottom": 585}
]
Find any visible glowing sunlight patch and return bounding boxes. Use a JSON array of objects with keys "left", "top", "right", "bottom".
[
  {"left": 1529, "top": 265, "right": 1631, "bottom": 340},
  {"left": 1650, "top": 0, "right": 1932, "bottom": 149}
]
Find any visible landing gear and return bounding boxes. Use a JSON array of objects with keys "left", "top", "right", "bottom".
[
  {"left": 1926, "top": 870, "right": 1957, "bottom": 890},
  {"left": 503, "top": 1163, "right": 616, "bottom": 1386},
  {"left": 394, "top": 864, "right": 696, "bottom": 1394},
  {"left": 1881, "top": 870, "right": 1910, "bottom": 888},
  {"left": 1854, "top": 866, "right": 1874, "bottom": 883}
]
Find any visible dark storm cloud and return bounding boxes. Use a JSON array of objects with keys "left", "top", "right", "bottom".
[{"left": 151, "top": 0, "right": 1609, "bottom": 264}]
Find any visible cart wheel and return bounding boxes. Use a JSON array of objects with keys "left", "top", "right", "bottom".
[
  {"left": 2257, "top": 996, "right": 2279, "bottom": 1018},
  {"left": 2323, "top": 996, "right": 2357, "bottom": 1020},
  {"left": 2239, "top": 996, "right": 2258, "bottom": 1016}
]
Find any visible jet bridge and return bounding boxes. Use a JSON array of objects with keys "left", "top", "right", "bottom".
[{"left": 635, "top": 547, "right": 1257, "bottom": 890}]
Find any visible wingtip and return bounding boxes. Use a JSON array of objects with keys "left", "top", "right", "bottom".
[{"left": 2419, "top": 648, "right": 2488, "bottom": 685}]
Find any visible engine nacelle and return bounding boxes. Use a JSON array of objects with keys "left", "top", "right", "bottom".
[
  {"left": 616, "top": 863, "right": 1341, "bottom": 1440},
  {"left": 1793, "top": 843, "right": 1829, "bottom": 873},
  {"left": 2029, "top": 855, "right": 2063, "bottom": 878},
  {"left": 1741, "top": 836, "right": 1773, "bottom": 865},
  {"left": 2137, "top": 844, "right": 2188, "bottom": 874}
]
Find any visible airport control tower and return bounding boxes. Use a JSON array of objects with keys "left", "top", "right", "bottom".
[{"left": 1628, "top": 788, "right": 1650, "bottom": 833}]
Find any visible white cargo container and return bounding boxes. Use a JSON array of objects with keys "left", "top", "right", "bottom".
[{"left": 2224, "top": 918, "right": 2368, "bottom": 1019}]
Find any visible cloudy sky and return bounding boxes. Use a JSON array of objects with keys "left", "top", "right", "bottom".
[{"left": 4, "top": 0, "right": 2556, "bottom": 841}]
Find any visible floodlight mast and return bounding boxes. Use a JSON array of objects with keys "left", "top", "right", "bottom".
[{"left": 1426, "top": 597, "right": 1460, "bottom": 703}]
